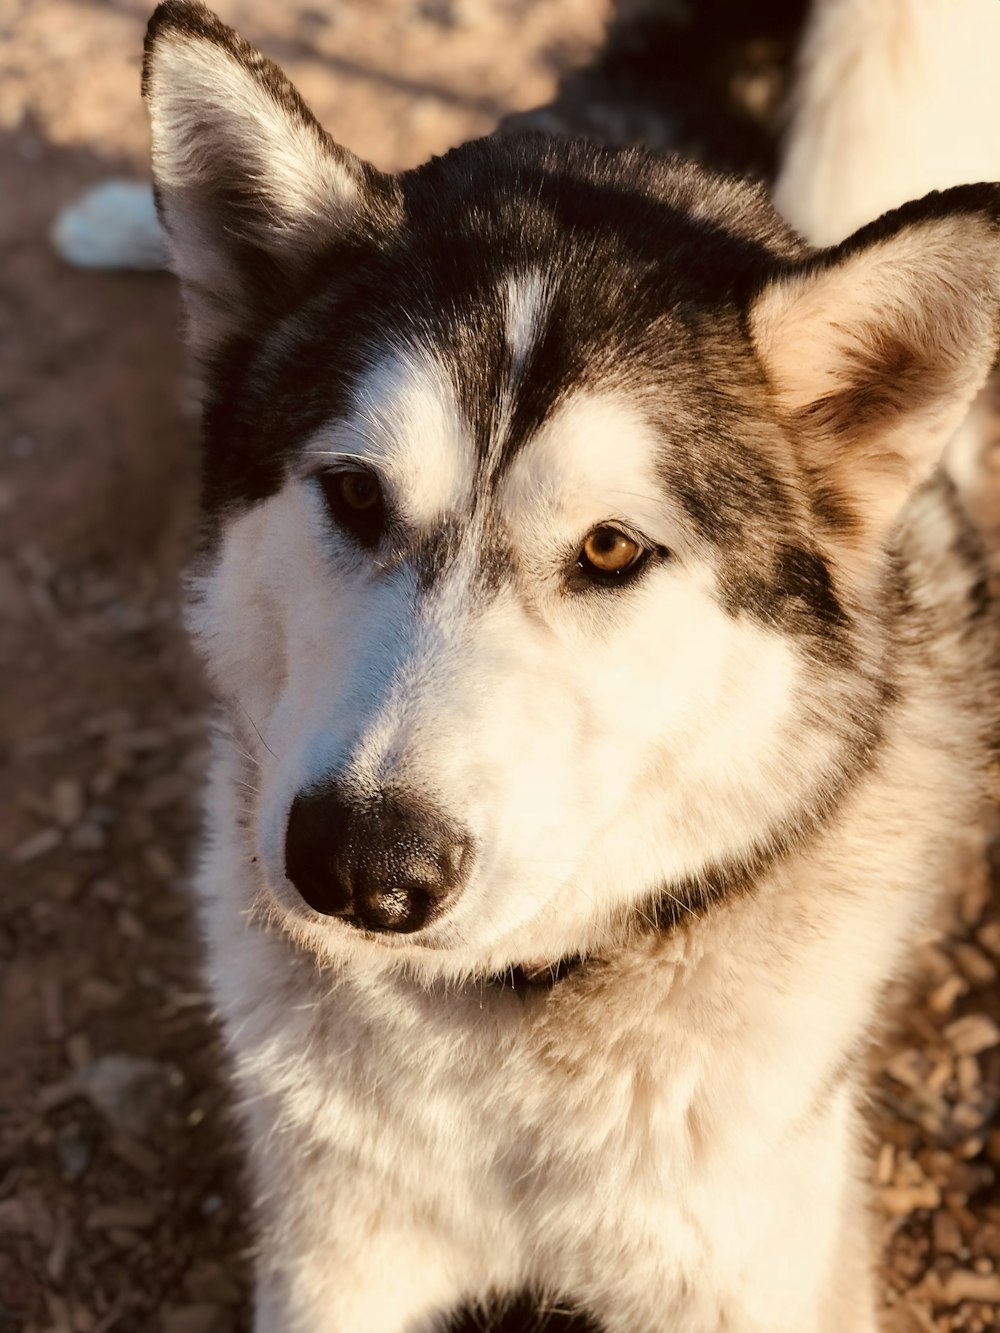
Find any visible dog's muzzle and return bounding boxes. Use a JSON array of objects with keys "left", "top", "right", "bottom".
[{"left": 283, "top": 787, "right": 474, "bottom": 934}]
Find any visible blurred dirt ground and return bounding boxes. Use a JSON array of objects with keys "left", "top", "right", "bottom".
[{"left": 0, "top": 3, "right": 998, "bottom": 1332}]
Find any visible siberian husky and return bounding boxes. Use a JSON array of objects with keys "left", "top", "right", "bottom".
[{"left": 142, "top": 2, "right": 1000, "bottom": 1329}]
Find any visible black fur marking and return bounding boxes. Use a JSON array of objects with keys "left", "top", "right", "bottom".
[
  {"left": 773, "top": 544, "right": 846, "bottom": 626},
  {"left": 656, "top": 413, "right": 795, "bottom": 548},
  {"left": 442, "top": 1290, "right": 604, "bottom": 1333},
  {"left": 650, "top": 860, "right": 758, "bottom": 930},
  {"left": 490, "top": 290, "right": 581, "bottom": 478},
  {"left": 654, "top": 388, "right": 853, "bottom": 648},
  {"left": 814, "top": 181, "right": 1000, "bottom": 266},
  {"left": 722, "top": 542, "right": 847, "bottom": 636},
  {"left": 401, "top": 519, "right": 465, "bottom": 590},
  {"left": 809, "top": 482, "right": 858, "bottom": 536}
]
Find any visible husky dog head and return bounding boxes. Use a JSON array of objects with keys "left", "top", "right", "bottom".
[{"left": 144, "top": 2, "right": 1000, "bottom": 980}]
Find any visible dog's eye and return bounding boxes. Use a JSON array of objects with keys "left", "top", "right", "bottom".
[
  {"left": 333, "top": 470, "right": 380, "bottom": 512},
  {"left": 578, "top": 526, "right": 645, "bottom": 579},
  {"left": 318, "top": 468, "right": 386, "bottom": 547}
]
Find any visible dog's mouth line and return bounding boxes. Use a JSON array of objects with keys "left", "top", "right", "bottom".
[
  {"left": 345, "top": 931, "right": 585, "bottom": 992},
  {"left": 251, "top": 844, "right": 591, "bottom": 990},
  {"left": 256, "top": 878, "right": 584, "bottom": 990},
  {"left": 486, "top": 956, "right": 583, "bottom": 993}
]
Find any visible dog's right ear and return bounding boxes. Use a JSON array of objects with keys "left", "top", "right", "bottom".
[{"left": 143, "top": 1, "right": 400, "bottom": 360}]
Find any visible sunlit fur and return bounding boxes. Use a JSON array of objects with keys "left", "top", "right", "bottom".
[{"left": 146, "top": 4, "right": 1000, "bottom": 1330}]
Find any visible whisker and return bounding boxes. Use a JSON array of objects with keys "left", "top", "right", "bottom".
[
  {"left": 652, "top": 886, "right": 697, "bottom": 918},
  {"left": 303, "top": 450, "right": 367, "bottom": 464},
  {"left": 224, "top": 737, "right": 263, "bottom": 771},
  {"left": 235, "top": 697, "right": 277, "bottom": 759},
  {"left": 604, "top": 487, "right": 660, "bottom": 504}
]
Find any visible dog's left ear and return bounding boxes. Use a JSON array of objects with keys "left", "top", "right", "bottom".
[
  {"left": 750, "top": 186, "right": 1000, "bottom": 545},
  {"left": 142, "top": 1, "right": 400, "bottom": 360}
]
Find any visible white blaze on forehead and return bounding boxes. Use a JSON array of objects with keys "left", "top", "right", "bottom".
[
  {"left": 504, "top": 268, "right": 550, "bottom": 375},
  {"left": 302, "top": 346, "right": 475, "bottom": 526},
  {"left": 502, "top": 390, "right": 679, "bottom": 548}
]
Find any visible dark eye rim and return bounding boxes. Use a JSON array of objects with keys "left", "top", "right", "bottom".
[{"left": 314, "top": 464, "right": 388, "bottom": 549}]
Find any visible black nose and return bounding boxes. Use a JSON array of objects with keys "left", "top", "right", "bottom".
[{"left": 284, "top": 788, "right": 474, "bottom": 933}]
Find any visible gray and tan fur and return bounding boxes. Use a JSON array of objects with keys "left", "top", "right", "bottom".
[{"left": 143, "top": 3, "right": 1000, "bottom": 1330}]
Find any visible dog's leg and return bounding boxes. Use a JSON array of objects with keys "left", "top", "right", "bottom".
[
  {"left": 250, "top": 1187, "right": 472, "bottom": 1333},
  {"left": 252, "top": 1260, "right": 462, "bottom": 1333},
  {"left": 579, "top": 1085, "right": 880, "bottom": 1333},
  {"left": 240, "top": 1092, "right": 499, "bottom": 1333}
]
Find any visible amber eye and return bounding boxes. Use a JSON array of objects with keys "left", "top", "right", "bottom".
[
  {"left": 579, "top": 526, "right": 644, "bottom": 578},
  {"left": 335, "top": 470, "right": 380, "bottom": 511},
  {"left": 318, "top": 467, "right": 386, "bottom": 548}
]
